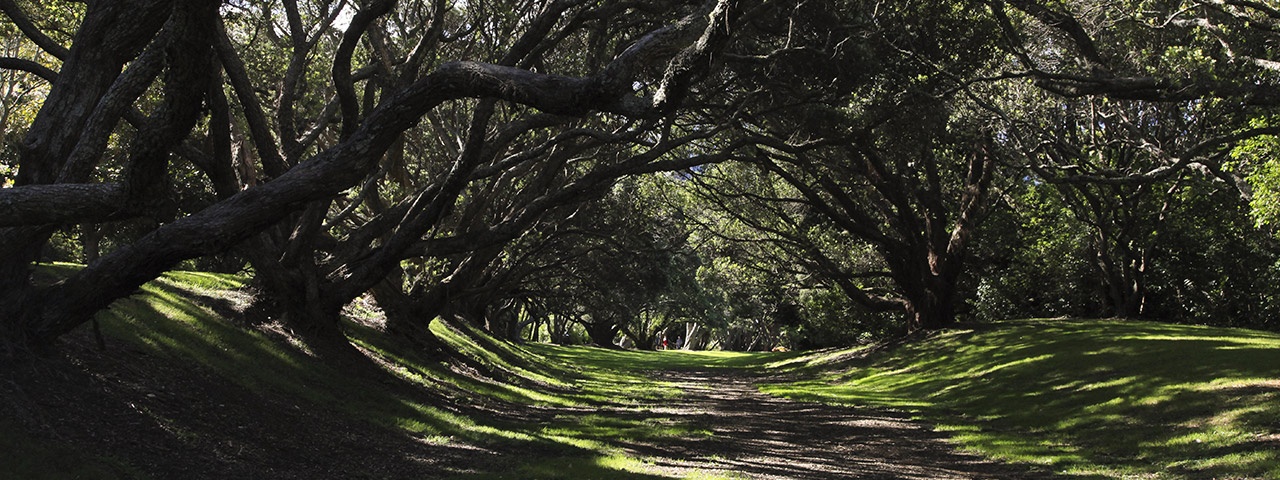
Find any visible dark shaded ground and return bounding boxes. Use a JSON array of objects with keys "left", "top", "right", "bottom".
[
  {"left": 593, "top": 370, "right": 1067, "bottom": 480},
  {"left": 1, "top": 333, "right": 497, "bottom": 480}
]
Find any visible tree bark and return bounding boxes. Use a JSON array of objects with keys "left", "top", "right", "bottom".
[
  {"left": 902, "top": 272, "right": 960, "bottom": 332},
  {"left": 585, "top": 321, "right": 620, "bottom": 348}
]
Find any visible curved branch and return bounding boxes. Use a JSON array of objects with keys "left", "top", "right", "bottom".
[
  {"left": 19, "top": 3, "right": 736, "bottom": 340},
  {"left": 0, "top": 57, "right": 56, "bottom": 82},
  {"left": 0, "top": 0, "right": 70, "bottom": 59},
  {"left": 334, "top": 0, "right": 396, "bottom": 139},
  {"left": 56, "top": 32, "right": 169, "bottom": 183},
  {"left": 0, "top": 183, "right": 128, "bottom": 226},
  {"left": 214, "top": 17, "right": 289, "bottom": 177},
  {"left": 1001, "top": 0, "right": 1108, "bottom": 74}
]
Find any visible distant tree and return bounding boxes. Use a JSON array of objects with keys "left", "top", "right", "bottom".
[
  {"left": 985, "top": 0, "right": 1280, "bottom": 319},
  {"left": 682, "top": 160, "right": 896, "bottom": 344},
  {"left": 683, "top": 0, "right": 1006, "bottom": 333}
]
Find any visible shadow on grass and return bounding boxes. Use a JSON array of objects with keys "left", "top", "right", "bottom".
[
  {"left": 764, "top": 319, "right": 1280, "bottom": 479},
  {"left": 8, "top": 269, "right": 733, "bottom": 479},
  {"left": 532, "top": 343, "right": 800, "bottom": 372}
]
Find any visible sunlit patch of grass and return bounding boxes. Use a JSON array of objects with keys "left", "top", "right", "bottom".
[
  {"left": 349, "top": 328, "right": 574, "bottom": 408},
  {"left": 763, "top": 346, "right": 868, "bottom": 373},
  {"left": 429, "top": 320, "right": 573, "bottom": 390},
  {"left": 533, "top": 344, "right": 791, "bottom": 373},
  {"left": 103, "top": 279, "right": 346, "bottom": 408},
  {"left": 89, "top": 272, "right": 550, "bottom": 449},
  {"left": 761, "top": 319, "right": 1280, "bottom": 479},
  {"left": 448, "top": 453, "right": 749, "bottom": 480},
  {"left": 447, "top": 454, "right": 667, "bottom": 479},
  {"left": 523, "top": 344, "right": 792, "bottom": 406},
  {"left": 539, "top": 413, "right": 713, "bottom": 446}
]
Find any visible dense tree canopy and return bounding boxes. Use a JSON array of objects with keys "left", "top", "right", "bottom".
[{"left": 2, "top": 0, "right": 1279, "bottom": 357}]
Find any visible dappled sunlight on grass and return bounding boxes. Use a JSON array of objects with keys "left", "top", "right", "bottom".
[
  {"left": 446, "top": 454, "right": 674, "bottom": 479},
  {"left": 539, "top": 413, "right": 712, "bottom": 446},
  {"left": 763, "top": 345, "right": 870, "bottom": 373},
  {"left": 95, "top": 272, "right": 580, "bottom": 450},
  {"left": 69, "top": 267, "right": 1274, "bottom": 479},
  {"left": 429, "top": 320, "right": 573, "bottom": 389},
  {"left": 110, "top": 284, "right": 311, "bottom": 389},
  {"left": 73, "top": 269, "right": 783, "bottom": 478},
  {"left": 524, "top": 344, "right": 798, "bottom": 406},
  {"left": 350, "top": 327, "right": 576, "bottom": 408},
  {"left": 761, "top": 319, "right": 1280, "bottom": 479},
  {"left": 445, "top": 452, "right": 749, "bottom": 480},
  {"left": 533, "top": 344, "right": 793, "bottom": 372}
]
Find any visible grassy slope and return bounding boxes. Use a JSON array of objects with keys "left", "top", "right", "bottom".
[
  {"left": 11, "top": 270, "right": 1279, "bottom": 479},
  {"left": 762, "top": 319, "right": 1280, "bottom": 479},
  {"left": 2, "top": 269, "right": 780, "bottom": 479}
]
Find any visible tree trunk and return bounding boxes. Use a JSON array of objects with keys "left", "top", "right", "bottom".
[
  {"left": 279, "top": 292, "right": 361, "bottom": 363},
  {"left": 906, "top": 292, "right": 956, "bottom": 332},
  {"left": 81, "top": 223, "right": 104, "bottom": 263},
  {"left": 900, "top": 263, "right": 960, "bottom": 333},
  {"left": 683, "top": 322, "right": 703, "bottom": 350},
  {"left": 550, "top": 316, "right": 570, "bottom": 344},
  {"left": 370, "top": 274, "right": 451, "bottom": 358},
  {"left": 585, "top": 321, "right": 618, "bottom": 348},
  {"left": 1092, "top": 241, "right": 1148, "bottom": 319},
  {"left": 0, "top": 0, "right": 731, "bottom": 357},
  {"left": 261, "top": 265, "right": 361, "bottom": 364},
  {"left": 486, "top": 301, "right": 522, "bottom": 341}
]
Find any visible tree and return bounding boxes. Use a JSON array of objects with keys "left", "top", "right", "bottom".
[
  {"left": 7, "top": 0, "right": 1280, "bottom": 361},
  {"left": 0, "top": 0, "right": 745, "bottom": 358},
  {"left": 682, "top": 160, "right": 896, "bottom": 345},
  {"left": 681, "top": 0, "right": 1006, "bottom": 332},
  {"left": 983, "top": 0, "right": 1280, "bottom": 318}
]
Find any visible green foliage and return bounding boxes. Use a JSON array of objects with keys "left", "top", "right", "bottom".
[
  {"left": 971, "top": 182, "right": 1096, "bottom": 319},
  {"left": 796, "top": 288, "right": 894, "bottom": 346},
  {"left": 678, "top": 160, "right": 891, "bottom": 348},
  {"left": 1145, "top": 181, "right": 1280, "bottom": 328},
  {"left": 764, "top": 319, "right": 1280, "bottom": 479},
  {"left": 1234, "top": 123, "right": 1280, "bottom": 229},
  {"left": 976, "top": 171, "right": 1280, "bottom": 328}
]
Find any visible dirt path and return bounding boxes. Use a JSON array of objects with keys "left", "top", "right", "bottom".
[
  {"left": 6, "top": 333, "right": 1061, "bottom": 479},
  {"left": 601, "top": 369, "right": 1061, "bottom": 480}
]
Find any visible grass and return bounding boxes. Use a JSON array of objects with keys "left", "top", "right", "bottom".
[
  {"left": 99, "top": 274, "right": 615, "bottom": 446},
  {"left": 446, "top": 454, "right": 746, "bottom": 480},
  {"left": 4, "top": 267, "right": 780, "bottom": 479},
  {"left": 761, "top": 318, "right": 1280, "bottom": 479},
  {"left": 13, "top": 268, "right": 1280, "bottom": 479},
  {"left": 526, "top": 346, "right": 791, "bottom": 406}
]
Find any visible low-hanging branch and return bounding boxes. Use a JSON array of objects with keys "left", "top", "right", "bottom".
[{"left": 4, "top": 0, "right": 742, "bottom": 346}]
